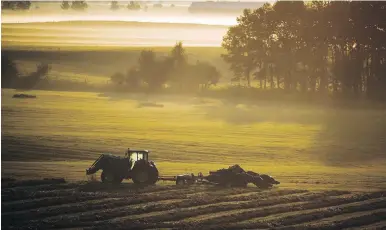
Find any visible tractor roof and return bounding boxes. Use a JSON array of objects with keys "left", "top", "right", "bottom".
[{"left": 127, "top": 149, "right": 149, "bottom": 153}]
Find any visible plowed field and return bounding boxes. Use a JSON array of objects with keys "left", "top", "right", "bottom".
[{"left": 2, "top": 179, "right": 386, "bottom": 230}]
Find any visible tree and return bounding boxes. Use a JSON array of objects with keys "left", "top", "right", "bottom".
[
  {"left": 168, "top": 42, "right": 189, "bottom": 88},
  {"left": 126, "top": 67, "right": 141, "bottom": 89},
  {"left": 137, "top": 50, "right": 172, "bottom": 90},
  {"left": 194, "top": 61, "right": 221, "bottom": 89},
  {"left": 61, "top": 1, "right": 70, "bottom": 10},
  {"left": 2, "top": 1, "right": 31, "bottom": 10},
  {"left": 170, "top": 41, "right": 187, "bottom": 68},
  {"left": 110, "top": 72, "right": 125, "bottom": 85},
  {"left": 1, "top": 55, "right": 19, "bottom": 88},
  {"left": 16, "top": 63, "right": 51, "bottom": 90},
  {"left": 71, "top": 1, "right": 87, "bottom": 11},
  {"left": 127, "top": 1, "right": 140, "bottom": 10},
  {"left": 110, "top": 1, "right": 119, "bottom": 10},
  {"left": 222, "top": 9, "right": 258, "bottom": 87},
  {"left": 153, "top": 3, "right": 163, "bottom": 8},
  {"left": 221, "top": 0, "right": 386, "bottom": 100},
  {"left": 16, "top": 1, "right": 31, "bottom": 10}
]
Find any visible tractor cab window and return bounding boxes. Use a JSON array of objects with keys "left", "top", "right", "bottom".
[
  {"left": 129, "top": 152, "right": 146, "bottom": 162},
  {"left": 136, "top": 153, "right": 144, "bottom": 160}
]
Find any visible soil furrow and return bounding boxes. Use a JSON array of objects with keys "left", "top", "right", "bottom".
[
  {"left": 285, "top": 209, "right": 386, "bottom": 230},
  {"left": 206, "top": 194, "right": 386, "bottom": 229},
  {"left": 279, "top": 208, "right": 386, "bottom": 230},
  {"left": 1, "top": 193, "right": 110, "bottom": 212},
  {"left": 151, "top": 191, "right": 386, "bottom": 229},
  {"left": 11, "top": 189, "right": 309, "bottom": 229},
  {"left": 1, "top": 179, "right": 69, "bottom": 190},
  {"left": 69, "top": 190, "right": 313, "bottom": 225},
  {"left": 86, "top": 191, "right": 348, "bottom": 229},
  {"left": 1, "top": 189, "right": 112, "bottom": 202},
  {"left": 344, "top": 219, "right": 386, "bottom": 230},
  {"left": 1, "top": 198, "right": 123, "bottom": 224}
]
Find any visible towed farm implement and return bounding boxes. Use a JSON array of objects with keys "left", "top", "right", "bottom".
[{"left": 86, "top": 148, "right": 280, "bottom": 188}]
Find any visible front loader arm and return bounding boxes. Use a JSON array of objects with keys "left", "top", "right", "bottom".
[{"left": 86, "top": 154, "right": 107, "bottom": 175}]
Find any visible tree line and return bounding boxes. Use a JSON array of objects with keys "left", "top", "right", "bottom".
[
  {"left": 109, "top": 42, "right": 221, "bottom": 92},
  {"left": 60, "top": 1, "right": 88, "bottom": 10},
  {"left": 7, "top": 1, "right": 167, "bottom": 11},
  {"left": 1, "top": 43, "right": 220, "bottom": 93},
  {"left": 1, "top": 55, "right": 50, "bottom": 90},
  {"left": 222, "top": 1, "right": 386, "bottom": 101},
  {"left": 2, "top": 1, "right": 31, "bottom": 10},
  {"left": 60, "top": 1, "right": 157, "bottom": 11}
]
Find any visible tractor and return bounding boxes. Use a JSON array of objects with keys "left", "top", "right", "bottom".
[{"left": 86, "top": 148, "right": 159, "bottom": 185}]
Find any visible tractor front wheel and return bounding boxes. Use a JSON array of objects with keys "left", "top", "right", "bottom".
[{"left": 101, "top": 171, "right": 123, "bottom": 184}]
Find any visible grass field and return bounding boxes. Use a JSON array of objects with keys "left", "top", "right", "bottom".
[
  {"left": 2, "top": 89, "right": 386, "bottom": 189},
  {"left": 2, "top": 88, "right": 386, "bottom": 229}
]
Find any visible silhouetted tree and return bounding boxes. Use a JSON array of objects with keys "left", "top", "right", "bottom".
[
  {"left": 61, "top": 1, "right": 70, "bottom": 10},
  {"left": 137, "top": 50, "right": 172, "bottom": 90},
  {"left": 110, "top": 1, "right": 119, "bottom": 10},
  {"left": 153, "top": 3, "right": 163, "bottom": 8},
  {"left": 2, "top": 1, "right": 31, "bottom": 10},
  {"left": 1, "top": 55, "right": 19, "bottom": 88},
  {"left": 194, "top": 61, "right": 221, "bottom": 89},
  {"left": 127, "top": 1, "right": 140, "bottom": 10},
  {"left": 126, "top": 67, "right": 141, "bottom": 89},
  {"left": 71, "top": 1, "right": 87, "bottom": 11},
  {"left": 110, "top": 72, "right": 125, "bottom": 85},
  {"left": 222, "top": 0, "right": 386, "bottom": 101},
  {"left": 16, "top": 63, "right": 51, "bottom": 90},
  {"left": 168, "top": 42, "right": 188, "bottom": 88}
]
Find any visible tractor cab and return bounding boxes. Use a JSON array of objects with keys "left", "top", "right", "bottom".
[{"left": 125, "top": 149, "right": 149, "bottom": 169}]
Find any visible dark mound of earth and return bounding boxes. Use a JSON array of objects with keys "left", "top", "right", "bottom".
[{"left": 13, "top": 94, "right": 37, "bottom": 99}]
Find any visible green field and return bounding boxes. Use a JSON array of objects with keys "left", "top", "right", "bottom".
[{"left": 2, "top": 89, "right": 386, "bottom": 191}]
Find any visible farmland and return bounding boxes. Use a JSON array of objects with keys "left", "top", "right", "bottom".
[
  {"left": 2, "top": 88, "right": 386, "bottom": 229},
  {"left": 3, "top": 2, "right": 386, "bottom": 228},
  {"left": 2, "top": 179, "right": 386, "bottom": 229}
]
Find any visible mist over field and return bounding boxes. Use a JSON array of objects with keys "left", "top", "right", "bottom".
[
  {"left": 1, "top": 1, "right": 237, "bottom": 25},
  {"left": 1, "top": 1, "right": 241, "bottom": 48}
]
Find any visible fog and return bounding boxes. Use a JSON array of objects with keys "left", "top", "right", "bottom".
[
  {"left": 1, "top": 2, "right": 238, "bottom": 26},
  {"left": 1, "top": 1, "right": 244, "bottom": 48}
]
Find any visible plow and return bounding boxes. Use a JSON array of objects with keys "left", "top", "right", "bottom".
[{"left": 86, "top": 148, "right": 280, "bottom": 188}]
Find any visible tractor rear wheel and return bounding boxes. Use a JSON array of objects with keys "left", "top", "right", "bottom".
[
  {"left": 147, "top": 165, "right": 159, "bottom": 184},
  {"left": 101, "top": 170, "right": 123, "bottom": 184},
  {"left": 176, "top": 177, "right": 185, "bottom": 185},
  {"left": 131, "top": 164, "right": 159, "bottom": 185}
]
